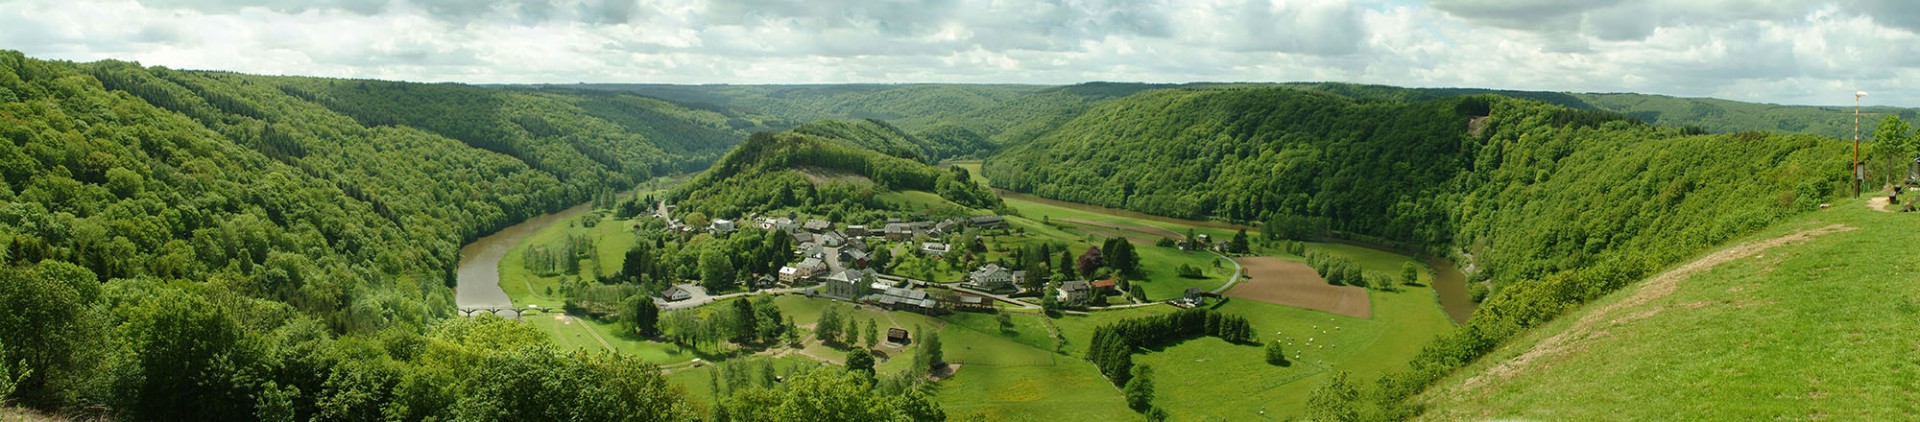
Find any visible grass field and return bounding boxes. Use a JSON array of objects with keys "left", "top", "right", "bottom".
[
  {"left": 488, "top": 170, "right": 1461, "bottom": 420},
  {"left": 496, "top": 213, "right": 637, "bottom": 308},
  {"left": 1418, "top": 198, "right": 1920, "bottom": 420}
]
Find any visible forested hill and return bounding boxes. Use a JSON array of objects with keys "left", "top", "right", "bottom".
[
  {"left": 669, "top": 121, "right": 1000, "bottom": 224},
  {"left": 539, "top": 82, "right": 1167, "bottom": 159},
  {"left": 0, "top": 51, "right": 744, "bottom": 419},
  {"left": 982, "top": 84, "right": 1855, "bottom": 418}
]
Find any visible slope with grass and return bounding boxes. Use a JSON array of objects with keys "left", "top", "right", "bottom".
[{"left": 1419, "top": 199, "right": 1920, "bottom": 419}]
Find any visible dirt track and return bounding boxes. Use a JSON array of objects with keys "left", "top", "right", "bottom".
[{"left": 1224, "top": 257, "right": 1371, "bottom": 318}]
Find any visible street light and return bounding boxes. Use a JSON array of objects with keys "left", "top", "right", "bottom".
[{"left": 1857, "top": 90, "right": 1868, "bottom": 196}]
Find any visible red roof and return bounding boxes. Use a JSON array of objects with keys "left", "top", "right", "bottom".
[{"left": 1091, "top": 279, "right": 1118, "bottom": 289}]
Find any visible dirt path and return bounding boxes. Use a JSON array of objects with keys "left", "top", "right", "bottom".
[
  {"left": 559, "top": 314, "right": 617, "bottom": 351},
  {"left": 1224, "top": 257, "right": 1370, "bottom": 318},
  {"left": 1456, "top": 224, "right": 1856, "bottom": 394},
  {"left": 1868, "top": 196, "right": 1895, "bottom": 212}
]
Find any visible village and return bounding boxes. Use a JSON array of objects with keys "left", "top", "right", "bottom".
[{"left": 651, "top": 201, "right": 1216, "bottom": 317}]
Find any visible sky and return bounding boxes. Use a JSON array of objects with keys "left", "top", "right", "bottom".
[{"left": 2, "top": 0, "right": 1917, "bottom": 106}]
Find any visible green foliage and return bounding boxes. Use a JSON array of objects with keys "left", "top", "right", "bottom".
[
  {"left": 1307, "top": 251, "right": 1366, "bottom": 287},
  {"left": 1124, "top": 364, "right": 1155, "bottom": 412},
  {"left": 1175, "top": 264, "right": 1205, "bottom": 279},
  {"left": 717, "top": 366, "right": 946, "bottom": 422},
  {"left": 1400, "top": 262, "right": 1422, "bottom": 286},
  {"left": 845, "top": 348, "right": 876, "bottom": 379},
  {"left": 922, "top": 329, "right": 945, "bottom": 372},
  {"left": 1265, "top": 340, "right": 1288, "bottom": 366},
  {"left": 669, "top": 125, "right": 1000, "bottom": 223},
  {"left": 1305, "top": 371, "right": 1361, "bottom": 422},
  {"left": 1086, "top": 308, "right": 1255, "bottom": 385}
]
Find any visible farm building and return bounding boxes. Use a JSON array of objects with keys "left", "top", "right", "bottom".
[
  {"left": 846, "top": 225, "right": 869, "bottom": 237},
  {"left": 968, "top": 215, "right": 1006, "bottom": 228},
  {"left": 804, "top": 219, "right": 832, "bottom": 233},
  {"left": 887, "top": 328, "right": 911, "bottom": 344}
]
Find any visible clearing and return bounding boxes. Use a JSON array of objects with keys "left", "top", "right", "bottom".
[{"left": 1226, "top": 257, "right": 1371, "bottom": 318}]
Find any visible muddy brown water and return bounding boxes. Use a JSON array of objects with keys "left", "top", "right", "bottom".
[
  {"left": 456, "top": 201, "right": 597, "bottom": 308},
  {"left": 1002, "top": 188, "right": 1476, "bottom": 323}
]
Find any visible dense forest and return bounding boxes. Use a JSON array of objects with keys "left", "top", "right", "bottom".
[
  {"left": 668, "top": 120, "right": 1001, "bottom": 223},
  {"left": 0, "top": 50, "right": 777, "bottom": 419}
]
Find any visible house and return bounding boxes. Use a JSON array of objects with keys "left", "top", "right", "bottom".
[
  {"left": 758, "top": 217, "right": 796, "bottom": 232},
  {"left": 1091, "top": 279, "right": 1118, "bottom": 293},
  {"left": 779, "top": 257, "right": 828, "bottom": 282},
  {"left": 883, "top": 223, "right": 913, "bottom": 241},
  {"left": 840, "top": 248, "right": 871, "bottom": 267},
  {"left": 1057, "top": 280, "right": 1091, "bottom": 305},
  {"left": 968, "top": 215, "right": 1006, "bottom": 229},
  {"left": 824, "top": 269, "right": 870, "bottom": 299},
  {"left": 803, "top": 219, "right": 832, "bottom": 233},
  {"left": 819, "top": 231, "right": 847, "bottom": 248},
  {"left": 921, "top": 242, "right": 951, "bottom": 256},
  {"left": 886, "top": 327, "right": 911, "bottom": 344},
  {"left": 710, "top": 219, "right": 737, "bottom": 234},
  {"left": 663, "top": 284, "right": 701, "bottom": 302},
  {"left": 753, "top": 274, "right": 777, "bottom": 288},
  {"left": 967, "top": 264, "right": 1014, "bottom": 291},
  {"left": 1179, "top": 287, "right": 1208, "bottom": 307},
  {"left": 797, "top": 242, "right": 823, "bottom": 259},
  {"left": 846, "top": 225, "right": 869, "bottom": 237},
  {"left": 791, "top": 231, "right": 816, "bottom": 245}
]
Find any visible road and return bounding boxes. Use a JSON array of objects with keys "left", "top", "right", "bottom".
[{"left": 659, "top": 285, "right": 819, "bottom": 311}]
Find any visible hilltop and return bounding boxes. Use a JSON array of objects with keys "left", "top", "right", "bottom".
[{"left": 667, "top": 119, "right": 1001, "bottom": 223}]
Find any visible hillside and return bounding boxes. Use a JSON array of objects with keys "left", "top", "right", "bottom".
[
  {"left": 540, "top": 82, "right": 1165, "bottom": 159},
  {"left": 668, "top": 120, "right": 1001, "bottom": 223},
  {"left": 983, "top": 85, "right": 1862, "bottom": 418},
  {"left": 1418, "top": 199, "right": 1919, "bottom": 419},
  {"left": 0, "top": 51, "right": 743, "bottom": 419}
]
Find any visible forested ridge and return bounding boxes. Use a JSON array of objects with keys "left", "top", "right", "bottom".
[
  {"left": 669, "top": 119, "right": 1001, "bottom": 223},
  {"left": 0, "top": 51, "right": 759, "bottom": 419}
]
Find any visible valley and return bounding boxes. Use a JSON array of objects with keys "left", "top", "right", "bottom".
[{"left": 1, "top": 45, "right": 1912, "bottom": 421}]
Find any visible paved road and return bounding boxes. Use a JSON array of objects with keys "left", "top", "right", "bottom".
[
  {"left": 1207, "top": 251, "right": 1247, "bottom": 294},
  {"left": 659, "top": 285, "right": 818, "bottom": 311}
]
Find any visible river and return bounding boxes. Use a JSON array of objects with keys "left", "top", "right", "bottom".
[
  {"left": 455, "top": 201, "right": 598, "bottom": 309},
  {"left": 1000, "top": 188, "right": 1477, "bottom": 324}
]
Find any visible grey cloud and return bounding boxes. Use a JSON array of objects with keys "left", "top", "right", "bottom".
[
  {"left": 1429, "top": 0, "right": 1625, "bottom": 31},
  {"left": 1224, "top": 0, "right": 1364, "bottom": 55},
  {"left": 136, "top": 0, "right": 391, "bottom": 15},
  {"left": 1858, "top": 0, "right": 1920, "bottom": 34}
]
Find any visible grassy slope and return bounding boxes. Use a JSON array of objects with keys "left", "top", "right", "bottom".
[{"left": 1419, "top": 198, "right": 1920, "bottom": 420}]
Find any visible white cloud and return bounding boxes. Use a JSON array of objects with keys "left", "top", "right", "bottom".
[{"left": 0, "top": 0, "right": 1914, "bottom": 105}]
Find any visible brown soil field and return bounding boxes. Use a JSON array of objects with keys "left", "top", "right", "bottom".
[{"left": 1225, "top": 257, "right": 1371, "bottom": 318}]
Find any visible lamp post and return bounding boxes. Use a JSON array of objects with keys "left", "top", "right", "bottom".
[{"left": 1857, "top": 90, "right": 1868, "bottom": 196}]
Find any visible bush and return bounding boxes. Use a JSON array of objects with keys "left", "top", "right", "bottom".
[{"left": 1266, "top": 340, "right": 1288, "bottom": 366}]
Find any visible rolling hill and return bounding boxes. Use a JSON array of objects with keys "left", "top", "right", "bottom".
[
  {"left": 667, "top": 119, "right": 1000, "bottom": 224},
  {"left": 1417, "top": 199, "right": 1919, "bottom": 419}
]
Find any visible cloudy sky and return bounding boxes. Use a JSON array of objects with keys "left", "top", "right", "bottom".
[{"left": 3, "top": 0, "right": 1916, "bottom": 106}]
